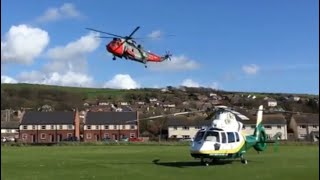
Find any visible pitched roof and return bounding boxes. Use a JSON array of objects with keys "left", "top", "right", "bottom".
[
  {"left": 292, "top": 114, "right": 319, "bottom": 125},
  {"left": 21, "top": 111, "right": 75, "bottom": 125},
  {"left": 167, "top": 119, "right": 212, "bottom": 126},
  {"left": 1, "top": 121, "right": 20, "bottom": 129},
  {"left": 85, "top": 112, "right": 137, "bottom": 125},
  {"left": 240, "top": 114, "right": 287, "bottom": 125}
]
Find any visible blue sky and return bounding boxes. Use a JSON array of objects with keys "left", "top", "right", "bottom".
[{"left": 1, "top": 0, "right": 319, "bottom": 94}]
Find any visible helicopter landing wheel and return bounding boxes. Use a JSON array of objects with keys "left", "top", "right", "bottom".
[
  {"left": 113, "top": 57, "right": 116, "bottom": 60},
  {"left": 241, "top": 159, "right": 248, "bottom": 164}
]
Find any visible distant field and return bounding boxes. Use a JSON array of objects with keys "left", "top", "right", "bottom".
[{"left": 1, "top": 145, "right": 318, "bottom": 180}]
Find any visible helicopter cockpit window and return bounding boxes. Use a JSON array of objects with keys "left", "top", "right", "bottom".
[
  {"left": 204, "top": 131, "right": 220, "bottom": 142},
  {"left": 221, "top": 132, "right": 227, "bottom": 143},
  {"left": 235, "top": 132, "right": 240, "bottom": 142},
  {"left": 227, "top": 132, "right": 235, "bottom": 143},
  {"left": 194, "top": 131, "right": 205, "bottom": 142}
]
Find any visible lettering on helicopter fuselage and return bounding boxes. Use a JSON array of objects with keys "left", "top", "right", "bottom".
[{"left": 209, "top": 153, "right": 227, "bottom": 156}]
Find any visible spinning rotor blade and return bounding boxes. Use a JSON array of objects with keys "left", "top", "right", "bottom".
[
  {"left": 126, "top": 110, "right": 205, "bottom": 123},
  {"left": 95, "top": 36, "right": 117, "bottom": 39},
  {"left": 86, "top": 28, "right": 124, "bottom": 38},
  {"left": 127, "top": 26, "right": 140, "bottom": 39}
]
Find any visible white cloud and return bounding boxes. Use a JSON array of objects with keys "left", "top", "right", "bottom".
[
  {"left": 242, "top": 64, "right": 259, "bottom": 75},
  {"left": 36, "top": 3, "right": 82, "bottom": 23},
  {"left": 44, "top": 32, "right": 100, "bottom": 74},
  {"left": 209, "top": 82, "right": 219, "bottom": 89},
  {"left": 47, "top": 32, "right": 100, "bottom": 61},
  {"left": 181, "top": 79, "right": 200, "bottom": 87},
  {"left": 103, "top": 74, "right": 140, "bottom": 89},
  {"left": 1, "top": 75, "right": 18, "bottom": 84},
  {"left": 1, "top": 24, "right": 49, "bottom": 64},
  {"left": 148, "top": 30, "right": 162, "bottom": 40},
  {"left": 148, "top": 55, "right": 200, "bottom": 71},
  {"left": 17, "top": 70, "right": 93, "bottom": 87},
  {"left": 181, "top": 78, "right": 220, "bottom": 89}
]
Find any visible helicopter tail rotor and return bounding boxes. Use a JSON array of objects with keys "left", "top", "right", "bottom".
[{"left": 162, "top": 50, "right": 172, "bottom": 61}]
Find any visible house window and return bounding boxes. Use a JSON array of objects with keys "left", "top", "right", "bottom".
[
  {"left": 171, "top": 135, "right": 177, "bottom": 138},
  {"left": 51, "top": 125, "right": 54, "bottom": 130},
  {"left": 41, "top": 125, "right": 46, "bottom": 130},
  {"left": 114, "top": 125, "right": 117, "bottom": 129},
  {"left": 67, "top": 133, "right": 72, "bottom": 138},
  {"left": 23, "top": 125, "right": 27, "bottom": 130},
  {"left": 227, "top": 132, "right": 235, "bottom": 143},
  {"left": 87, "top": 125, "right": 91, "bottom": 130},
  {"left": 95, "top": 125, "right": 99, "bottom": 130},
  {"left": 68, "top": 125, "right": 73, "bottom": 130},
  {"left": 59, "top": 125, "right": 63, "bottom": 129},
  {"left": 182, "top": 126, "right": 189, "bottom": 130},
  {"left": 299, "top": 125, "right": 306, "bottom": 129},
  {"left": 105, "top": 125, "right": 109, "bottom": 130},
  {"left": 251, "top": 125, "right": 255, "bottom": 129},
  {"left": 173, "top": 126, "right": 177, "bottom": 130},
  {"left": 195, "top": 126, "right": 201, "bottom": 129},
  {"left": 122, "top": 125, "right": 126, "bottom": 129},
  {"left": 265, "top": 125, "right": 272, "bottom": 129},
  {"left": 130, "top": 125, "right": 135, "bottom": 129},
  {"left": 22, "top": 134, "right": 27, "bottom": 140},
  {"left": 104, "top": 133, "right": 109, "bottom": 139},
  {"left": 312, "top": 125, "right": 318, "bottom": 129},
  {"left": 32, "top": 125, "right": 36, "bottom": 130},
  {"left": 86, "top": 133, "right": 92, "bottom": 139},
  {"left": 41, "top": 133, "right": 46, "bottom": 139},
  {"left": 277, "top": 125, "right": 281, "bottom": 129},
  {"left": 242, "top": 125, "right": 246, "bottom": 129},
  {"left": 182, "top": 135, "right": 190, "bottom": 139},
  {"left": 130, "top": 133, "right": 135, "bottom": 138}
]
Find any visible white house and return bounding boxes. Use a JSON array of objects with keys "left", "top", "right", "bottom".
[
  {"left": 241, "top": 114, "right": 287, "bottom": 140},
  {"left": 167, "top": 119, "right": 212, "bottom": 139}
]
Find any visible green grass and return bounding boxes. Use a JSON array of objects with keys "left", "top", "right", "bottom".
[{"left": 1, "top": 145, "right": 319, "bottom": 180}]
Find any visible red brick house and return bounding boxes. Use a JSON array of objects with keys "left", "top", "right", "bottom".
[
  {"left": 83, "top": 112, "right": 139, "bottom": 142},
  {"left": 19, "top": 111, "right": 80, "bottom": 143}
]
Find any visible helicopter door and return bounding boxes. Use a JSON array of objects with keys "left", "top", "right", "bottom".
[
  {"left": 219, "top": 132, "right": 228, "bottom": 152},
  {"left": 226, "top": 132, "right": 236, "bottom": 151}
]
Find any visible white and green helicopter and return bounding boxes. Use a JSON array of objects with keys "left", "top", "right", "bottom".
[
  {"left": 189, "top": 105, "right": 275, "bottom": 166},
  {"left": 128, "top": 105, "right": 278, "bottom": 166}
]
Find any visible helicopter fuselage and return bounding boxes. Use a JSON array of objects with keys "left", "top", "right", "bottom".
[
  {"left": 190, "top": 127, "right": 246, "bottom": 159},
  {"left": 106, "top": 38, "right": 168, "bottom": 65}
]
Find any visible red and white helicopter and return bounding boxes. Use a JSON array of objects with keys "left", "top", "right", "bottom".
[{"left": 87, "top": 26, "right": 172, "bottom": 68}]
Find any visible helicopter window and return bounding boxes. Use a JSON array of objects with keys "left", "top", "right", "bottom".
[
  {"left": 204, "top": 131, "right": 220, "bottom": 142},
  {"left": 235, "top": 132, "right": 240, "bottom": 142},
  {"left": 227, "top": 132, "right": 235, "bottom": 143},
  {"left": 221, "top": 132, "right": 227, "bottom": 143},
  {"left": 194, "top": 131, "right": 205, "bottom": 141}
]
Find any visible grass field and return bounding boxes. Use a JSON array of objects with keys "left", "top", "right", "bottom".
[{"left": 1, "top": 144, "right": 319, "bottom": 180}]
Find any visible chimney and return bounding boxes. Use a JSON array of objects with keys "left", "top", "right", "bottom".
[{"left": 74, "top": 109, "right": 80, "bottom": 141}]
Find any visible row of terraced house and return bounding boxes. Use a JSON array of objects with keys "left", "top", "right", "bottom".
[
  {"left": 1, "top": 110, "right": 319, "bottom": 143},
  {"left": 1, "top": 111, "right": 139, "bottom": 143}
]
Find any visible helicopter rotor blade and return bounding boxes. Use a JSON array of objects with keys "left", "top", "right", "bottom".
[
  {"left": 86, "top": 28, "right": 124, "bottom": 38},
  {"left": 127, "top": 26, "right": 140, "bottom": 39},
  {"left": 125, "top": 110, "right": 206, "bottom": 123},
  {"left": 95, "top": 36, "right": 117, "bottom": 39}
]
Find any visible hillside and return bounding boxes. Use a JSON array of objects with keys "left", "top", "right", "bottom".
[{"left": 1, "top": 83, "right": 319, "bottom": 113}]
